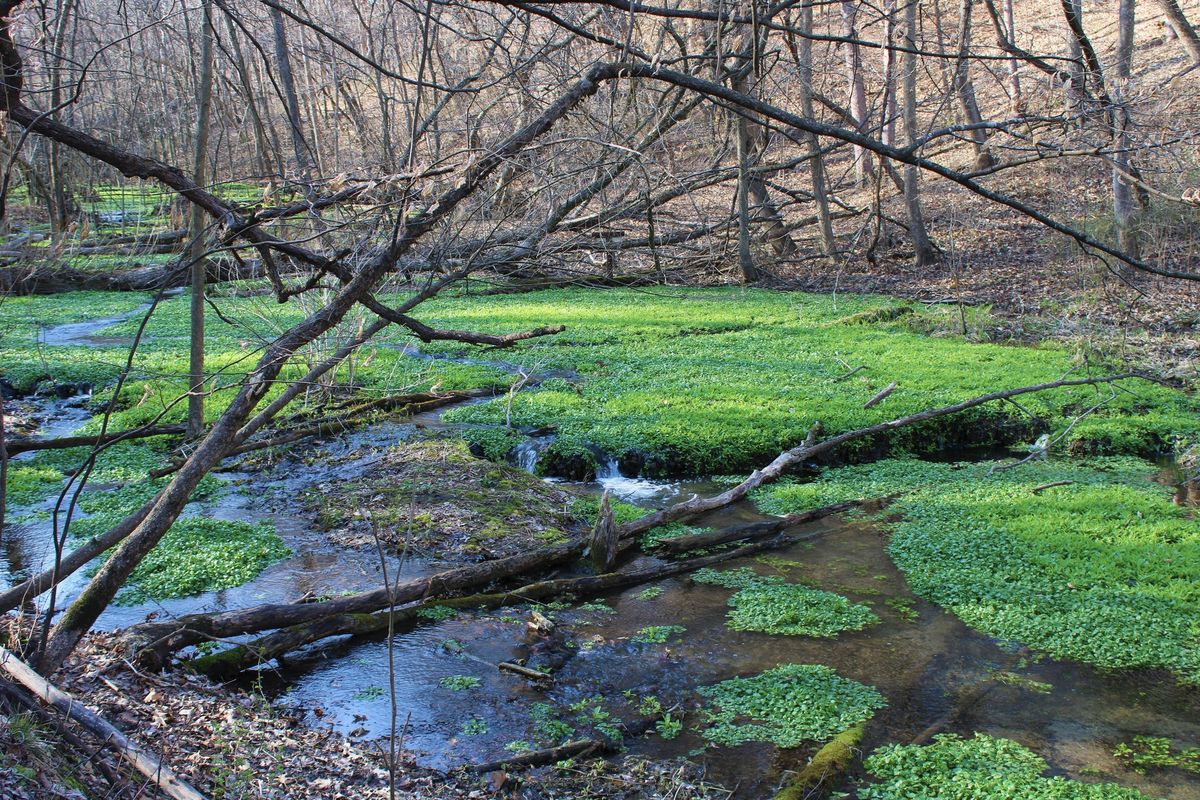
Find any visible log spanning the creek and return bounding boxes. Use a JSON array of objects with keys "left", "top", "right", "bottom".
[
  {"left": 188, "top": 528, "right": 825, "bottom": 678},
  {"left": 121, "top": 372, "right": 1147, "bottom": 671}
]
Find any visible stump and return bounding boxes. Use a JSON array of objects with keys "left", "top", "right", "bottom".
[{"left": 588, "top": 490, "right": 618, "bottom": 573}]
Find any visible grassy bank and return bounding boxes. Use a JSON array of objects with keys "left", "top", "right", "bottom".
[{"left": 756, "top": 457, "right": 1200, "bottom": 682}]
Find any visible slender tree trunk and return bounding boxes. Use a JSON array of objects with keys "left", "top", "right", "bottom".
[
  {"left": 270, "top": 6, "right": 312, "bottom": 180},
  {"left": 799, "top": 1, "right": 837, "bottom": 257},
  {"left": 953, "top": 0, "right": 996, "bottom": 169},
  {"left": 901, "top": 0, "right": 937, "bottom": 266},
  {"left": 1002, "top": 0, "right": 1024, "bottom": 113},
  {"left": 840, "top": 1, "right": 874, "bottom": 184},
  {"left": 881, "top": 1, "right": 899, "bottom": 150},
  {"left": 1154, "top": 0, "right": 1200, "bottom": 65},
  {"left": 187, "top": 1, "right": 215, "bottom": 439},
  {"left": 222, "top": 11, "right": 276, "bottom": 181},
  {"left": 1112, "top": 0, "right": 1140, "bottom": 259},
  {"left": 1064, "top": 0, "right": 1086, "bottom": 114},
  {"left": 735, "top": 106, "right": 759, "bottom": 282},
  {"left": 0, "top": 389, "right": 7, "bottom": 533},
  {"left": 45, "top": 0, "right": 78, "bottom": 236}
]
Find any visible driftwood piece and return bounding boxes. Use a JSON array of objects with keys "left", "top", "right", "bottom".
[
  {"left": 465, "top": 738, "right": 611, "bottom": 773},
  {"left": 863, "top": 381, "right": 899, "bottom": 409},
  {"left": 497, "top": 661, "right": 552, "bottom": 683},
  {"left": 588, "top": 490, "right": 618, "bottom": 572},
  {"left": 0, "top": 645, "right": 207, "bottom": 800}
]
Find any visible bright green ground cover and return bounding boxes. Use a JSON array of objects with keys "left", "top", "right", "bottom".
[
  {"left": 692, "top": 566, "right": 878, "bottom": 637},
  {"left": 410, "top": 288, "right": 1197, "bottom": 476},
  {"left": 0, "top": 290, "right": 513, "bottom": 419},
  {"left": 698, "top": 664, "right": 885, "bottom": 748},
  {"left": 756, "top": 457, "right": 1200, "bottom": 682},
  {"left": 861, "top": 733, "right": 1157, "bottom": 799}
]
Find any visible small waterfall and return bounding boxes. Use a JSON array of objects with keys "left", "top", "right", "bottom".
[
  {"left": 511, "top": 435, "right": 554, "bottom": 473},
  {"left": 596, "top": 457, "right": 622, "bottom": 480}
]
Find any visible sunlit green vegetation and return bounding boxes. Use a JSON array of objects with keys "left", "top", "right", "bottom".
[
  {"left": 692, "top": 566, "right": 878, "bottom": 637},
  {"left": 698, "top": 664, "right": 885, "bottom": 748},
  {"left": 757, "top": 457, "right": 1200, "bottom": 682},
  {"left": 411, "top": 288, "right": 1197, "bottom": 476},
  {"left": 1114, "top": 736, "right": 1200, "bottom": 776},
  {"left": 861, "top": 733, "right": 1157, "bottom": 799}
]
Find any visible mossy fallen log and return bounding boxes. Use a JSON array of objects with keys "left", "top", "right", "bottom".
[{"left": 772, "top": 722, "right": 865, "bottom": 800}]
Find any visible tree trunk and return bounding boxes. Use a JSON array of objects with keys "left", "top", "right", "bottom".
[
  {"left": 187, "top": 0, "right": 214, "bottom": 439},
  {"left": 901, "top": 0, "right": 937, "bottom": 266},
  {"left": 0, "top": 389, "right": 7, "bottom": 533},
  {"left": 1113, "top": 0, "right": 1141, "bottom": 260},
  {"left": 840, "top": 1, "right": 874, "bottom": 184},
  {"left": 1002, "top": 0, "right": 1024, "bottom": 113},
  {"left": 588, "top": 490, "right": 618, "bottom": 572},
  {"left": 953, "top": 0, "right": 997, "bottom": 170},
  {"left": 735, "top": 103, "right": 759, "bottom": 282},
  {"left": 270, "top": 6, "right": 312, "bottom": 180},
  {"left": 1064, "top": 0, "right": 1086, "bottom": 114},
  {"left": 1154, "top": 0, "right": 1200, "bottom": 65},
  {"left": 799, "top": 1, "right": 838, "bottom": 257}
]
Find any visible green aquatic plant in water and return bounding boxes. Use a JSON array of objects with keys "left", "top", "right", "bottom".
[
  {"left": 692, "top": 567, "right": 878, "bottom": 637},
  {"left": 116, "top": 518, "right": 287, "bottom": 605},
  {"left": 699, "top": 664, "right": 885, "bottom": 748},
  {"left": 439, "top": 675, "right": 481, "bottom": 691},
  {"left": 630, "top": 625, "right": 686, "bottom": 644},
  {"left": 1113, "top": 736, "right": 1200, "bottom": 775},
  {"left": 756, "top": 457, "right": 1200, "bottom": 682},
  {"left": 423, "top": 287, "right": 1197, "bottom": 475},
  {"left": 861, "top": 733, "right": 1158, "bottom": 799}
]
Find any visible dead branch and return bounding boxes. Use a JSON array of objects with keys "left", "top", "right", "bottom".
[
  {"left": 0, "top": 645, "right": 207, "bottom": 800},
  {"left": 465, "top": 739, "right": 611, "bottom": 773},
  {"left": 6, "top": 424, "right": 187, "bottom": 456}
]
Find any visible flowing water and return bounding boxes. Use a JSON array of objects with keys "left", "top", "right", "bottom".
[{"left": 3, "top": 335, "right": 1199, "bottom": 798}]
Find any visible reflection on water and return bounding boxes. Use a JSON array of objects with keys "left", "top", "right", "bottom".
[
  {"left": 271, "top": 512, "right": 1200, "bottom": 799},
  {"left": 5, "top": 389, "right": 1198, "bottom": 798}
]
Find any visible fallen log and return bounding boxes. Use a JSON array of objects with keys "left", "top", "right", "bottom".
[
  {"left": 6, "top": 423, "right": 186, "bottom": 456},
  {"left": 0, "top": 645, "right": 207, "bottom": 800},
  {"left": 188, "top": 531, "right": 803, "bottom": 678},
  {"left": 465, "top": 739, "right": 611, "bottom": 773},
  {"left": 773, "top": 722, "right": 866, "bottom": 800},
  {"left": 125, "top": 538, "right": 589, "bottom": 670},
  {"left": 126, "top": 372, "right": 1146, "bottom": 671},
  {"left": 653, "top": 500, "right": 861, "bottom": 555},
  {"left": 0, "top": 256, "right": 270, "bottom": 294}
]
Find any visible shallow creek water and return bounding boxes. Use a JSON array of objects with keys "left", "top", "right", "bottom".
[{"left": 4, "top": 375, "right": 1200, "bottom": 797}]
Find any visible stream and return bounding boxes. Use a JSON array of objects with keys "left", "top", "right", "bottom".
[{"left": 2, "top": 326, "right": 1199, "bottom": 798}]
